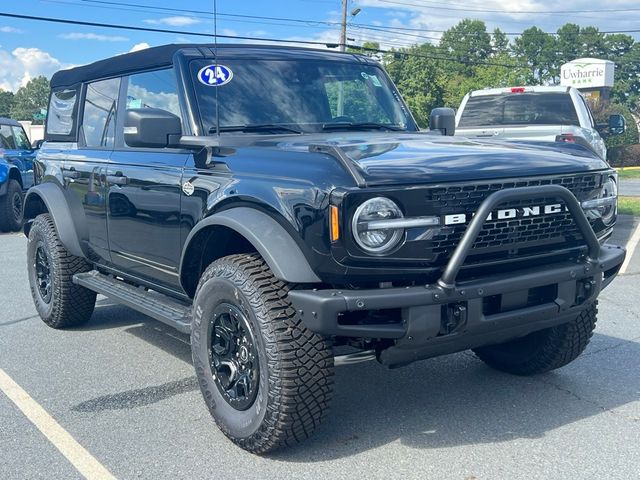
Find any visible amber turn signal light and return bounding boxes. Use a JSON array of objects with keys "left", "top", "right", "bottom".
[{"left": 330, "top": 205, "right": 340, "bottom": 242}]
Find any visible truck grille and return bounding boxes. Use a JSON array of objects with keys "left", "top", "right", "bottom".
[{"left": 423, "top": 174, "right": 602, "bottom": 265}]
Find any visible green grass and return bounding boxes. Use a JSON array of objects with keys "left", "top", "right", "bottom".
[
  {"left": 616, "top": 167, "right": 640, "bottom": 179},
  {"left": 619, "top": 196, "right": 640, "bottom": 216}
]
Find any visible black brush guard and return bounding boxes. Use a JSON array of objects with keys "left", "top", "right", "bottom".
[{"left": 288, "top": 185, "right": 626, "bottom": 367}]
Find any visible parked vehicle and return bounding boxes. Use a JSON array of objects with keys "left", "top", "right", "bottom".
[
  {"left": 455, "top": 86, "right": 625, "bottom": 159},
  {"left": 24, "top": 44, "right": 625, "bottom": 453},
  {"left": 0, "top": 118, "right": 35, "bottom": 231}
]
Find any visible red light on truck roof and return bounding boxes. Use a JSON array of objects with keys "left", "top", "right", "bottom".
[{"left": 510, "top": 87, "right": 526, "bottom": 93}]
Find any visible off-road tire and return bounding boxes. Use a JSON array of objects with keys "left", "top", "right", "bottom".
[
  {"left": 473, "top": 302, "right": 597, "bottom": 376},
  {"left": 27, "top": 214, "right": 96, "bottom": 328},
  {"left": 191, "top": 253, "right": 334, "bottom": 454},
  {"left": 0, "top": 180, "right": 24, "bottom": 232}
]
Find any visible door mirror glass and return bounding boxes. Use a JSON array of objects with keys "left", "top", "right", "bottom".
[
  {"left": 608, "top": 114, "right": 626, "bottom": 136},
  {"left": 124, "top": 108, "right": 182, "bottom": 148}
]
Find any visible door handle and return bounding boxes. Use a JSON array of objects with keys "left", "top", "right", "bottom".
[
  {"left": 62, "top": 168, "right": 79, "bottom": 179},
  {"left": 107, "top": 173, "right": 128, "bottom": 185}
]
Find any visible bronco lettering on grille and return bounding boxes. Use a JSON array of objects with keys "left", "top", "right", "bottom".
[{"left": 444, "top": 203, "right": 565, "bottom": 226}]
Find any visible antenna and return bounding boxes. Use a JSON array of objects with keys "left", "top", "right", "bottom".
[{"left": 213, "top": 0, "right": 220, "bottom": 137}]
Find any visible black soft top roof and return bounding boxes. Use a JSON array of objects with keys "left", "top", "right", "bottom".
[
  {"left": 50, "top": 43, "right": 373, "bottom": 89},
  {"left": 0, "top": 117, "right": 22, "bottom": 127}
]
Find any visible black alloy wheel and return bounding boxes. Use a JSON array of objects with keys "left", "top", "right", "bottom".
[
  {"left": 34, "top": 242, "right": 52, "bottom": 304},
  {"left": 209, "top": 302, "right": 260, "bottom": 411}
]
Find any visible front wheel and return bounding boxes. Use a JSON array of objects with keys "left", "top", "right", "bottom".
[
  {"left": 473, "top": 302, "right": 597, "bottom": 376},
  {"left": 191, "top": 253, "right": 334, "bottom": 454}
]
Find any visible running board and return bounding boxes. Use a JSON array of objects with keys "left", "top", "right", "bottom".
[{"left": 73, "top": 271, "right": 192, "bottom": 334}]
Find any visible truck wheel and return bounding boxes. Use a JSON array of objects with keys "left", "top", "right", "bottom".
[
  {"left": 473, "top": 302, "right": 597, "bottom": 376},
  {"left": 27, "top": 214, "right": 96, "bottom": 328},
  {"left": 0, "top": 180, "right": 24, "bottom": 232},
  {"left": 191, "top": 253, "right": 334, "bottom": 454}
]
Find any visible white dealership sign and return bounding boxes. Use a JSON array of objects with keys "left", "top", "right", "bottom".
[{"left": 560, "top": 58, "right": 615, "bottom": 88}]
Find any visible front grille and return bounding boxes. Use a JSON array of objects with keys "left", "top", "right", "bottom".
[{"left": 422, "top": 173, "right": 602, "bottom": 266}]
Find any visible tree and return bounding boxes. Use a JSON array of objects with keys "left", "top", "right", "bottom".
[
  {"left": 556, "top": 24, "right": 581, "bottom": 63},
  {"left": 491, "top": 28, "right": 509, "bottom": 56},
  {"left": 10, "top": 76, "right": 50, "bottom": 124},
  {"left": 384, "top": 44, "right": 446, "bottom": 127},
  {"left": 440, "top": 19, "right": 492, "bottom": 75},
  {"left": 579, "top": 26, "right": 605, "bottom": 57},
  {"left": 513, "top": 27, "right": 557, "bottom": 84},
  {"left": 0, "top": 90, "right": 15, "bottom": 118}
]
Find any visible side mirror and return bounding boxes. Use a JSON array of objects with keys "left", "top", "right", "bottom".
[
  {"left": 124, "top": 108, "right": 182, "bottom": 148},
  {"left": 608, "top": 114, "right": 626, "bottom": 136},
  {"left": 429, "top": 107, "right": 456, "bottom": 136},
  {"left": 32, "top": 139, "right": 44, "bottom": 150}
]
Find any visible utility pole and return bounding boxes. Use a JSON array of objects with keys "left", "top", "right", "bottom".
[{"left": 339, "top": 0, "right": 348, "bottom": 52}]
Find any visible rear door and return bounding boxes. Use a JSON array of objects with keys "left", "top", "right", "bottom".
[
  {"left": 0, "top": 123, "right": 35, "bottom": 189},
  {"left": 10, "top": 124, "right": 35, "bottom": 189},
  {"left": 106, "top": 68, "right": 188, "bottom": 289},
  {"left": 64, "top": 77, "right": 120, "bottom": 263}
]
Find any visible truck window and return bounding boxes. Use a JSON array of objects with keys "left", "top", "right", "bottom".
[
  {"left": 125, "top": 69, "right": 181, "bottom": 119},
  {"left": 47, "top": 89, "right": 78, "bottom": 136},
  {"left": 0, "top": 124, "right": 16, "bottom": 149},
  {"left": 459, "top": 93, "right": 580, "bottom": 127},
  {"left": 11, "top": 126, "right": 31, "bottom": 150},
  {"left": 82, "top": 77, "right": 120, "bottom": 148}
]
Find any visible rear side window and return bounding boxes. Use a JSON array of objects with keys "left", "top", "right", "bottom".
[
  {"left": 12, "top": 126, "right": 30, "bottom": 150},
  {"left": 0, "top": 124, "right": 16, "bottom": 149},
  {"left": 125, "top": 69, "right": 181, "bottom": 118},
  {"left": 47, "top": 89, "right": 78, "bottom": 136},
  {"left": 459, "top": 93, "right": 579, "bottom": 127},
  {"left": 82, "top": 77, "right": 120, "bottom": 148}
]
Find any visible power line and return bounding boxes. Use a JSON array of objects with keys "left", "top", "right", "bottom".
[
  {"left": 51, "top": 0, "right": 640, "bottom": 38},
  {"left": 376, "top": 0, "right": 640, "bottom": 15},
  {"left": 0, "top": 12, "right": 342, "bottom": 47}
]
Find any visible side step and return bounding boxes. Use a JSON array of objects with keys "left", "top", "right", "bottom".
[{"left": 73, "top": 271, "right": 192, "bottom": 334}]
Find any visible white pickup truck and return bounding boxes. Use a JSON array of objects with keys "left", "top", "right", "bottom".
[{"left": 455, "top": 86, "right": 625, "bottom": 159}]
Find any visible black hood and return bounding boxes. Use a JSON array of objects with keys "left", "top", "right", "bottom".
[{"left": 269, "top": 132, "right": 608, "bottom": 186}]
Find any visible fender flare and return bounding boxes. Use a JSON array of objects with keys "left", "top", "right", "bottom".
[
  {"left": 23, "top": 183, "right": 86, "bottom": 257},
  {"left": 180, "top": 207, "right": 321, "bottom": 286},
  {"left": 0, "top": 164, "right": 20, "bottom": 195}
]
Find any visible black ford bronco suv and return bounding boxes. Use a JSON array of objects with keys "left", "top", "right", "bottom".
[{"left": 24, "top": 44, "right": 625, "bottom": 453}]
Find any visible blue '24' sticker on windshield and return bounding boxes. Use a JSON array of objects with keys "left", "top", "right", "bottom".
[{"left": 197, "top": 64, "right": 233, "bottom": 86}]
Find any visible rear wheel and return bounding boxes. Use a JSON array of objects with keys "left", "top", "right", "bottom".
[
  {"left": 27, "top": 214, "right": 96, "bottom": 328},
  {"left": 191, "top": 253, "right": 334, "bottom": 454},
  {"left": 0, "top": 180, "right": 24, "bottom": 232},
  {"left": 473, "top": 302, "right": 597, "bottom": 375}
]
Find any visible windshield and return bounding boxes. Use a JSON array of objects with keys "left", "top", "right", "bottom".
[
  {"left": 459, "top": 92, "right": 579, "bottom": 127},
  {"left": 192, "top": 59, "right": 416, "bottom": 134}
]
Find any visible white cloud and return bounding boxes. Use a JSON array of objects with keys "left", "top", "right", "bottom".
[
  {"left": 59, "top": 32, "right": 129, "bottom": 42},
  {"left": 0, "top": 26, "right": 22, "bottom": 34},
  {"left": 144, "top": 16, "right": 201, "bottom": 27},
  {"left": 129, "top": 42, "right": 150, "bottom": 53},
  {"left": 0, "top": 47, "right": 63, "bottom": 92}
]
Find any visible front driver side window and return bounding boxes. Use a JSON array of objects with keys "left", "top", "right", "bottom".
[{"left": 82, "top": 77, "right": 120, "bottom": 148}]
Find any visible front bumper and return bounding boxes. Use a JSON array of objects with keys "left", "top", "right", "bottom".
[{"left": 288, "top": 185, "right": 626, "bottom": 367}]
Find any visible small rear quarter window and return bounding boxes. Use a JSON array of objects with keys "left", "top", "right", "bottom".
[{"left": 46, "top": 88, "right": 78, "bottom": 136}]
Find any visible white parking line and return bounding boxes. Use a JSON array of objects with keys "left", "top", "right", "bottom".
[
  {"left": 620, "top": 220, "right": 640, "bottom": 275},
  {"left": 0, "top": 368, "right": 116, "bottom": 480}
]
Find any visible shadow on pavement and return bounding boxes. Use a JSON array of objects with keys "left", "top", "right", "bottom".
[{"left": 78, "top": 302, "right": 640, "bottom": 460}]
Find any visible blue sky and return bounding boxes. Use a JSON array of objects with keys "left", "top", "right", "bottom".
[{"left": 0, "top": 0, "right": 639, "bottom": 91}]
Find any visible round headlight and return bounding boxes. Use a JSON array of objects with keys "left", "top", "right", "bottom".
[
  {"left": 601, "top": 176, "right": 617, "bottom": 225},
  {"left": 352, "top": 197, "right": 404, "bottom": 254}
]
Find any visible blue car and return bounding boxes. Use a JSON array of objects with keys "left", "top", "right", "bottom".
[{"left": 0, "top": 118, "right": 35, "bottom": 231}]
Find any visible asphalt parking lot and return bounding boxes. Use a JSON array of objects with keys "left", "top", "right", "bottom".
[{"left": 1, "top": 218, "right": 639, "bottom": 480}]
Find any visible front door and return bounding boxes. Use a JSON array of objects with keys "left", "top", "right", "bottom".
[{"left": 106, "top": 68, "right": 188, "bottom": 289}]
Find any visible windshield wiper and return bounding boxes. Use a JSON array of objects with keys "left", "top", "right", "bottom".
[
  {"left": 321, "top": 122, "right": 406, "bottom": 132},
  {"left": 210, "top": 124, "right": 303, "bottom": 134}
]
